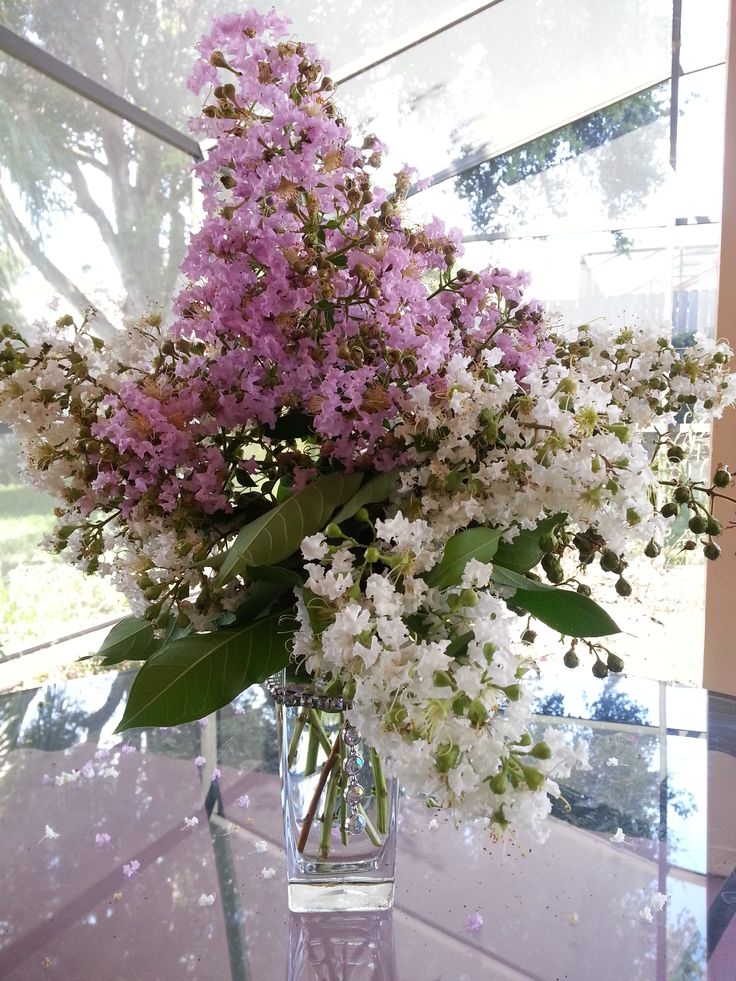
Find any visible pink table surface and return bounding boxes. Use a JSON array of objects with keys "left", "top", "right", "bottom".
[{"left": 0, "top": 671, "right": 734, "bottom": 981}]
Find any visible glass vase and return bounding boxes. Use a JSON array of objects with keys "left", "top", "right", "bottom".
[{"left": 270, "top": 675, "right": 399, "bottom": 913}]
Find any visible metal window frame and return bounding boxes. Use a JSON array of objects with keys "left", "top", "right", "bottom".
[{"left": 0, "top": 25, "right": 202, "bottom": 160}]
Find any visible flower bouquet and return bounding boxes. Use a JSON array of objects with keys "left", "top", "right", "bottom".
[{"left": 2, "top": 8, "right": 734, "bottom": 908}]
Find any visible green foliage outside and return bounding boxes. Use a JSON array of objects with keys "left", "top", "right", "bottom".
[{"left": 0, "top": 482, "right": 127, "bottom": 657}]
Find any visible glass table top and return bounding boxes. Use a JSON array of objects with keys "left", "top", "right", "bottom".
[{"left": 0, "top": 667, "right": 734, "bottom": 980}]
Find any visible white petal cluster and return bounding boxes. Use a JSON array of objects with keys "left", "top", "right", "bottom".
[{"left": 295, "top": 537, "right": 586, "bottom": 838}]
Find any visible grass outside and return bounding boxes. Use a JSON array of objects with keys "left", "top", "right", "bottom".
[{"left": 0, "top": 484, "right": 128, "bottom": 657}]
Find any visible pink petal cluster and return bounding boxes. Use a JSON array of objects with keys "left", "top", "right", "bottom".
[{"left": 91, "top": 9, "right": 549, "bottom": 516}]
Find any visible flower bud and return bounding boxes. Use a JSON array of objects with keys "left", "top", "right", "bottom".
[
  {"left": 607, "top": 653, "right": 625, "bottom": 673},
  {"left": 713, "top": 468, "right": 731, "bottom": 488},
  {"left": 467, "top": 699, "right": 489, "bottom": 728},
  {"left": 564, "top": 649, "right": 579, "bottom": 669},
  {"left": 488, "top": 770, "right": 507, "bottom": 795},
  {"left": 592, "top": 659, "right": 609, "bottom": 679},
  {"left": 704, "top": 541, "right": 721, "bottom": 560},
  {"left": 520, "top": 764, "right": 546, "bottom": 791},
  {"left": 529, "top": 741, "right": 552, "bottom": 760},
  {"left": 434, "top": 741, "right": 461, "bottom": 773}
]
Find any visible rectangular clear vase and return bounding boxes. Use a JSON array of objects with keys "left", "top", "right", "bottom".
[{"left": 274, "top": 680, "right": 399, "bottom": 912}]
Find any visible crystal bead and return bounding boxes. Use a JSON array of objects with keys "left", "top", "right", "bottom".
[
  {"left": 347, "top": 812, "right": 366, "bottom": 835},
  {"left": 344, "top": 754, "right": 364, "bottom": 776},
  {"left": 343, "top": 783, "right": 365, "bottom": 805},
  {"left": 343, "top": 725, "right": 361, "bottom": 747}
]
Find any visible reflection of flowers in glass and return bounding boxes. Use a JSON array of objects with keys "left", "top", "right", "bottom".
[
  {"left": 197, "top": 893, "right": 216, "bottom": 907},
  {"left": 123, "top": 860, "right": 140, "bottom": 878},
  {"left": 466, "top": 911, "right": 484, "bottom": 933}
]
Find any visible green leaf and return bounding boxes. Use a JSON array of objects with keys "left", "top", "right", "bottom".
[
  {"left": 216, "top": 471, "right": 363, "bottom": 586},
  {"left": 424, "top": 527, "right": 502, "bottom": 590},
  {"left": 513, "top": 587, "right": 620, "bottom": 638},
  {"left": 446, "top": 630, "right": 474, "bottom": 659},
  {"left": 246, "top": 564, "right": 305, "bottom": 587},
  {"left": 331, "top": 469, "right": 400, "bottom": 525},
  {"left": 302, "top": 587, "right": 335, "bottom": 636},
  {"left": 114, "top": 613, "right": 295, "bottom": 731},
  {"left": 97, "top": 617, "right": 156, "bottom": 666},
  {"left": 264, "top": 411, "right": 313, "bottom": 442},
  {"left": 328, "top": 253, "right": 348, "bottom": 267},
  {"left": 232, "top": 580, "right": 291, "bottom": 624},
  {"left": 490, "top": 566, "right": 551, "bottom": 592},
  {"left": 492, "top": 514, "right": 567, "bottom": 573}
]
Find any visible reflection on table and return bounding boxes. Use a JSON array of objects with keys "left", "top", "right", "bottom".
[{"left": 0, "top": 668, "right": 733, "bottom": 980}]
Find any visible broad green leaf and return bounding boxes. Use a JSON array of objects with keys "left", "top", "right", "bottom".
[
  {"left": 246, "top": 564, "right": 305, "bottom": 587},
  {"left": 492, "top": 514, "right": 567, "bottom": 573},
  {"left": 216, "top": 471, "right": 363, "bottom": 586},
  {"left": 115, "top": 613, "right": 295, "bottom": 731},
  {"left": 424, "top": 527, "right": 501, "bottom": 590},
  {"left": 232, "top": 580, "right": 291, "bottom": 624},
  {"left": 98, "top": 617, "right": 155, "bottom": 666},
  {"left": 331, "top": 469, "right": 400, "bottom": 525},
  {"left": 490, "top": 566, "right": 551, "bottom": 592},
  {"left": 513, "top": 587, "right": 620, "bottom": 638}
]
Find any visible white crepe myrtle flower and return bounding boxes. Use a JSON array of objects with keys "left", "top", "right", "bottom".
[
  {"left": 650, "top": 892, "right": 668, "bottom": 911},
  {"left": 182, "top": 816, "right": 199, "bottom": 830},
  {"left": 260, "top": 867, "right": 276, "bottom": 880},
  {"left": 39, "top": 825, "right": 60, "bottom": 843},
  {"left": 253, "top": 840, "right": 268, "bottom": 854},
  {"left": 606, "top": 757, "right": 619, "bottom": 767},
  {"left": 197, "top": 893, "right": 216, "bottom": 907},
  {"left": 638, "top": 906, "right": 654, "bottom": 924},
  {"left": 610, "top": 827, "right": 626, "bottom": 844},
  {"left": 301, "top": 533, "right": 328, "bottom": 561}
]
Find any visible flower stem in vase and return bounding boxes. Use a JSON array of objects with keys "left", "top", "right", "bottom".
[
  {"left": 318, "top": 759, "right": 342, "bottom": 859},
  {"left": 297, "top": 733, "right": 341, "bottom": 853},
  {"left": 370, "top": 748, "right": 389, "bottom": 835},
  {"left": 287, "top": 710, "right": 308, "bottom": 769},
  {"left": 339, "top": 736, "right": 349, "bottom": 846},
  {"left": 307, "top": 710, "right": 333, "bottom": 756},
  {"left": 357, "top": 805, "right": 382, "bottom": 847}
]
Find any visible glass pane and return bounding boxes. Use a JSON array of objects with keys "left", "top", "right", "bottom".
[
  {"left": 0, "top": 54, "right": 194, "bottom": 334},
  {"left": 676, "top": 65, "right": 726, "bottom": 222},
  {"left": 680, "top": 0, "right": 729, "bottom": 74},
  {"left": 1, "top": 0, "right": 454, "bottom": 131},
  {"left": 0, "top": 430, "right": 129, "bottom": 659},
  {"left": 338, "top": 0, "right": 672, "bottom": 179},
  {"left": 0, "top": 56, "right": 194, "bottom": 655}
]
